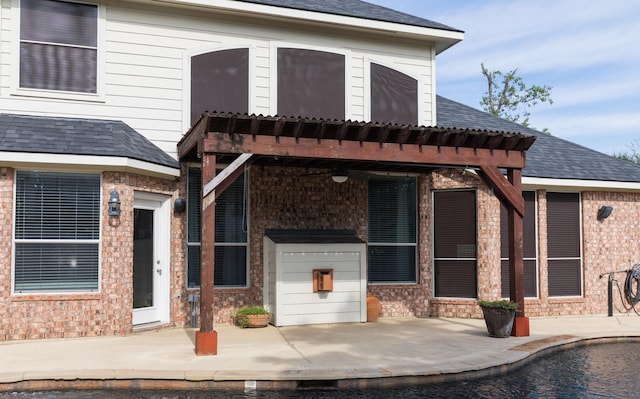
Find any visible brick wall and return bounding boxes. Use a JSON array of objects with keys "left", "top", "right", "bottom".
[
  {"left": 4, "top": 163, "right": 640, "bottom": 341},
  {"left": 0, "top": 170, "right": 184, "bottom": 341}
]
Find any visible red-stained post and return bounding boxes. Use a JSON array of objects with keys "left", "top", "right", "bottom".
[
  {"left": 195, "top": 153, "right": 218, "bottom": 355},
  {"left": 508, "top": 169, "right": 530, "bottom": 336}
]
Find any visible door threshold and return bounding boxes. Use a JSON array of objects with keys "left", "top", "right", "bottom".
[{"left": 133, "top": 321, "right": 171, "bottom": 333}]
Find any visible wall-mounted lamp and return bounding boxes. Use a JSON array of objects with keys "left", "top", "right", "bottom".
[
  {"left": 331, "top": 174, "right": 348, "bottom": 183},
  {"left": 108, "top": 190, "right": 121, "bottom": 217},
  {"left": 597, "top": 205, "right": 613, "bottom": 220},
  {"left": 174, "top": 197, "right": 186, "bottom": 213}
]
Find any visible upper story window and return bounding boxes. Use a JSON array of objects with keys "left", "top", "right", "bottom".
[
  {"left": 370, "top": 63, "right": 418, "bottom": 125},
  {"left": 20, "top": 0, "right": 98, "bottom": 94},
  {"left": 277, "top": 48, "right": 345, "bottom": 120},
  {"left": 190, "top": 48, "right": 249, "bottom": 125}
]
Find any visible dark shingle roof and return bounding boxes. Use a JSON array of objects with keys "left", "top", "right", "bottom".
[
  {"left": 0, "top": 114, "right": 179, "bottom": 169},
  {"left": 236, "top": 0, "right": 462, "bottom": 32},
  {"left": 436, "top": 95, "right": 640, "bottom": 183}
]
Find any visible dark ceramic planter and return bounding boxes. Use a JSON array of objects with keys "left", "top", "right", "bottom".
[{"left": 480, "top": 306, "right": 515, "bottom": 338}]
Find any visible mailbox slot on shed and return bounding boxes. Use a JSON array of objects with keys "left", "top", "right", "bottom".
[{"left": 313, "top": 268, "right": 334, "bottom": 292}]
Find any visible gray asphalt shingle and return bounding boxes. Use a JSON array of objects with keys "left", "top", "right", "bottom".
[
  {"left": 0, "top": 114, "right": 179, "bottom": 169},
  {"left": 436, "top": 95, "right": 640, "bottom": 183},
  {"left": 237, "top": 0, "right": 461, "bottom": 32}
]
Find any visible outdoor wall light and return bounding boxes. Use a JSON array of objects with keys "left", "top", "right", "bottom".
[
  {"left": 174, "top": 197, "right": 186, "bottom": 213},
  {"left": 597, "top": 205, "right": 613, "bottom": 220},
  {"left": 108, "top": 190, "right": 121, "bottom": 217},
  {"left": 331, "top": 174, "right": 348, "bottom": 183}
]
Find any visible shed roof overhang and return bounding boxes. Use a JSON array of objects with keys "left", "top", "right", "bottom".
[{"left": 179, "top": 112, "right": 537, "bottom": 352}]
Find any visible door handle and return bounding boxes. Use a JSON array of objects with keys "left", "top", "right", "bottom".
[{"left": 156, "top": 268, "right": 162, "bottom": 275}]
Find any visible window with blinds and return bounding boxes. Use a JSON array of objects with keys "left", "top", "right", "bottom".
[
  {"left": 277, "top": 48, "right": 345, "bottom": 120},
  {"left": 20, "top": 0, "right": 98, "bottom": 93},
  {"left": 367, "top": 177, "right": 417, "bottom": 284},
  {"left": 370, "top": 63, "right": 418, "bottom": 125},
  {"left": 500, "top": 191, "right": 538, "bottom": 298},
  {"left": 13, "top": 171, "right": 100, "bottom": 292},
  {"left": 187, "top": 167, "right": 248, "bottom": 288},
  {"left": 433, "top": 190, "right": 477, "bottom": 298},
  {"left": 546, "top": 192, "right": 582, "bottom": 297}
]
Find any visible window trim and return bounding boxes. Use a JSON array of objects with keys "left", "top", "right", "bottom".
[
  {"left": 270, "top": 42, "right": 351, "bottom": 120},
  {"left": 367, "top": 174, "right": 418, "bottom": 285},
  {"left": 546, "top": 191, "right": 583, "bottom": 298},
  {"left": 364, "top": 58, "right": 422, "bottom": 125},
  {"left": 12, "top": 0, "right": 105, "bottom": 101},
  {"left": 11, "top": 169, "right": 102, "bottom": 295},
  {"left": 186, "top": 165, "right": 250, "bottom": 290}
]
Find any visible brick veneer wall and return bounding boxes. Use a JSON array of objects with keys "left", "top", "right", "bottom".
[{"left": 0, "top": 169, "right": 184, "bottom": 341}]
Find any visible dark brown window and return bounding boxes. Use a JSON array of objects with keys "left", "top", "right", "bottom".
[
  {"left": 370, "top": 63, "right": 418, "bottom": 125},
  {"left": 20, "top": 0, "right": 98, "bottom": 93},
  {"left": 277, "top": 48, "right": 345, "bottom": 120},
  {"left": 434, "top": 190, "right": 477, "bottom": 298},
  {"left": 190, "top": 48, "right": 249, "bottom": 125},
  {"left": 547, "top": 192, "right": 582, "bottom": 297},
  {"left": 500, "top": 191, "right": 538, "bottom": 298}
]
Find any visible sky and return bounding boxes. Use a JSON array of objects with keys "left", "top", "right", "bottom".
[{"left": 367, "top": 0, "right": 640, "bottom": 156}]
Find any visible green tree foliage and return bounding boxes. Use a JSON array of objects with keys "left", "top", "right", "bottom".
[
  {"left": 480, "top": 63, "right": 553, "bottom": 129},
  {"left": 613, "top": 138, "right": 640, "bottom": 165}
]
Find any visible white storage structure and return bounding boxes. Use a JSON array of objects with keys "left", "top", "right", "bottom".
[{"left": 263, "top": 230, "right": 367, "bottom": 326}]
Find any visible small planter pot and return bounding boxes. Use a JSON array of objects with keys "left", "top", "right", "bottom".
[
  {"left": 480, "top": 306, "right": 515, "bottom": 338},
  {"left": 238, "top": 314, "right": 271, "bottom": 328},
  {"left": 367, "top": 295, "right": 381, "bottom": 322}
]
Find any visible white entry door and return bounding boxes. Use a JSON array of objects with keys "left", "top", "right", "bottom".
[{"left": 132, "top": 192, "right": 170, "bottom": 326}]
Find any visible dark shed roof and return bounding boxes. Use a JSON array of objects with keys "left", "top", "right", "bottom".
[
  {"left": 436, "top": 95, "right": 640, "bottom": 183},
  {"left": 0, "top": 114, "right": 179, "bottom": 169},
  {"left": 237, "top": 0, "right": 462, "bottom": 32}
]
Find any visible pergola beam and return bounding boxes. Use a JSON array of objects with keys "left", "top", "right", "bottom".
[{"left": 202, "top": 133, "right": 527, "bottom": 169}]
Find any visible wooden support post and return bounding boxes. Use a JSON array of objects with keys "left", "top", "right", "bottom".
[
  {"left": 507, "top": 169, "right": 529, "bottom": 337},
  {"left": 195, "top": 153, "right": 218, "bottom": 355}
]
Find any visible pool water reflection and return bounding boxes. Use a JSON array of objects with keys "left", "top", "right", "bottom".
[{"left": 3, "top": 341, "right": 640, "bottom": 398}]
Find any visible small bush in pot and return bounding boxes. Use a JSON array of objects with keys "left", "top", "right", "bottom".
[
  {"left": 235, "top": 306, "right": 270, "bottom": 328},
  {"left": 478, "top": 300, "right": 518, "bottom": 338}
]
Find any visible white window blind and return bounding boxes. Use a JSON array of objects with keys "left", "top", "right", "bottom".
[
  {"left": 14, "top": 171, "right": 100, "bottom": 292},
  {"left": 367, "top": 177, "right": 417, "bottom": 283}
]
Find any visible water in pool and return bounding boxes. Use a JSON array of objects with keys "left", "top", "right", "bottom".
[{"left": 2, "top": 341, "right": 639, "bottom": 398}]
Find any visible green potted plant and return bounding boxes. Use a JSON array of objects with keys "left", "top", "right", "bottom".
[
  {"left": 478, "top": 300, "right": 518, "bottom": 338},
  {"left": 235, "top": 306, "right": 271, "bottom": 328}
]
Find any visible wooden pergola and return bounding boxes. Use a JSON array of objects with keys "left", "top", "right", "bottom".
[{"left": 177, "top": 112, "right": 536, "bottom": 355}]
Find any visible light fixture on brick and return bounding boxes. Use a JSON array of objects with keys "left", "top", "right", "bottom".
[{"left": 108, "top": 190, "right": 121, "bottom": 217}]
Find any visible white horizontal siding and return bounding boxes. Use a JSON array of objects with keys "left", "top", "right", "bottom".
[
  {"left": 269, "top": 242, "right": 367, "bottom": 326},
  {"left": 0, "top": 0, "right": 436, "bottom": 160}
]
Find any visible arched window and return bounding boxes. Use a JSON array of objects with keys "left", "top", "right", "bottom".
[
  {"left": 277, "top": 48, "right": 345, "bottom": 120},
  {"left": 370, "top": 63, "right": 418, "bottom": 125},
  {"left": 190, "top": 48, "right": 249, "bottom": 125}
]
